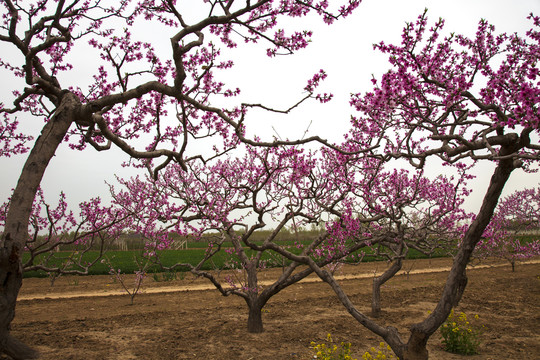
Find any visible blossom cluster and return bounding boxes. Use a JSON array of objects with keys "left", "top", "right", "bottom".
[
  {"left": 348, "top": 11, "right": 539, "bottom": 167},
  {"left": 0, "top": 0, "right": 360, "bottom": 176},
  {"left": 0, "top": 112, "right": 32, "bottom": 157}
]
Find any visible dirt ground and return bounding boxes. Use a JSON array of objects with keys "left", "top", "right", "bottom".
[{"left": 4, "top": 257, "right": 540, "bottom": 360}]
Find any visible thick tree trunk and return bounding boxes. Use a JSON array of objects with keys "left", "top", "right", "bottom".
[
  {"left": 0, "top": 93, "right": 78, "bottom": 359},
  {"left": 244, "top": 261, "right": 264, "bottom": 333},
  {"left": 372, "top": 258, "right": 402, "bottom": 317},
  {"left": 401, "top": 330, "right": 429, "bottom": 360},
  {"left": 247, "top": 302, "right": 264, "bottom": 333},
  {"left": 401, "top": 157, "right": 516, "bottom": 359}
]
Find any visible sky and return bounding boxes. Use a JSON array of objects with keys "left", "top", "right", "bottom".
[{"left": 1, "top": 0, "right": 539, "bottom": 221}]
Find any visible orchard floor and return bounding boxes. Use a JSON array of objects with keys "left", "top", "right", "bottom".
[{"left": 5, "top": 257, "right": 540, "bottom": 360}]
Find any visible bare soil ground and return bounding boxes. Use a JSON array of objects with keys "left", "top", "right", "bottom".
[{"left": 5, "top": 257, "right": 540, "bottom": 360}]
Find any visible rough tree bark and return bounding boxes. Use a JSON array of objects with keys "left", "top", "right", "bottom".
[
  {"left": 246, "top": 299, "right": 265, "bottom": 333},
  {"left": 0, "top": 93, "right": 80, "bottom": 359},
  {"left": 243, "top": 261, "right": 263, "bottom": 333}
]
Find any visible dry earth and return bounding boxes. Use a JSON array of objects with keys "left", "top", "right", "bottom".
[{"left": 4, "top": 257, "right": 540, "bottom": 359}]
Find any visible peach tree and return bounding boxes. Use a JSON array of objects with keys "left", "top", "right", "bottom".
[
  {"left": 112, "top": 140, "right": 469, "bottom": 334},
  {"left": 297, "top": 11, "right": 540, "bottom": 359},
  {"left": 0, "top": 0, "right": 359, "bottom": 357}
]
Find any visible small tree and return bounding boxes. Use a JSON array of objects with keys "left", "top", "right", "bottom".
[
  {"left": 103, "top": 254, "right": 149, "bottom": 305},
  {"left": 315, "top": 153, "right": 470, "bottom": 318},
  {"left": 113, "top": 145, "right": 365, "bottom": 333}
]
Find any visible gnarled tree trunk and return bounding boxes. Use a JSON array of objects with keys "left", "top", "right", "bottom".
[
  {"left": 0, "top": 93, "right": 79, "bottom": 359},
  {"left": 398, "top": 156, "right": 517, "bottom": 359}
]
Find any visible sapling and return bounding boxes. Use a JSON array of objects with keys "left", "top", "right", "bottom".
[{"left": 103, "top": 255, "right": 150, "bottom": 305}]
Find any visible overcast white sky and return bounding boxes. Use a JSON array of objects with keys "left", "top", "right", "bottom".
[{"left": 1, "top": 0, "right": 539, "bottom": 219}]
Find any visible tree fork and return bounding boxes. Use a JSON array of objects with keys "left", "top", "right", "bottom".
[
  {"left": 401, "top": 330, "right": 429, "bottom": 360},
  {"left": 0, "top": 92, "right": 80, "bottom": 359}
]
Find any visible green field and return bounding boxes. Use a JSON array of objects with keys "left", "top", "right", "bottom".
[
  {"left": 22, "top": 234, "right": 538, "bottom": 278},
  {"left": 21, "top": 243, "right": 451, "bottom": 278}
]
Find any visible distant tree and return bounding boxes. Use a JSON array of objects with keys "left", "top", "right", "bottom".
[
  {"left": 1, "top": 189, "right": 128, "bottom": 285},
  {"left": 112, "top": 145, "right": 357, "bottom": 334},
  {"left": 113, "top": 141, "right": 469, "bottom": 334},
  {"left": 476, "top": 185, "right": 540, "bottom": 271}
]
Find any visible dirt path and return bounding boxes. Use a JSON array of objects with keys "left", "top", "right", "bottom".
[{"left": 18, "top": 258, "right": 540, "bottom": 300}]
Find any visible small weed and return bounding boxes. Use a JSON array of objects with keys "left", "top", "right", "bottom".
[
  {"left": 311, "top": 333, "right": 356, "bottom": 360},
  {"left": 162, "top": 271, "right": 177, "bottom": 281},
  {"left": 362, "top": 342, "right": 398, "bottom": 360},
  {"left": 440, "top": 309, "right": 482, "bottom": 355},
  {"left": 310, "top": 335, "right": 397, "bottom": 360}
]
